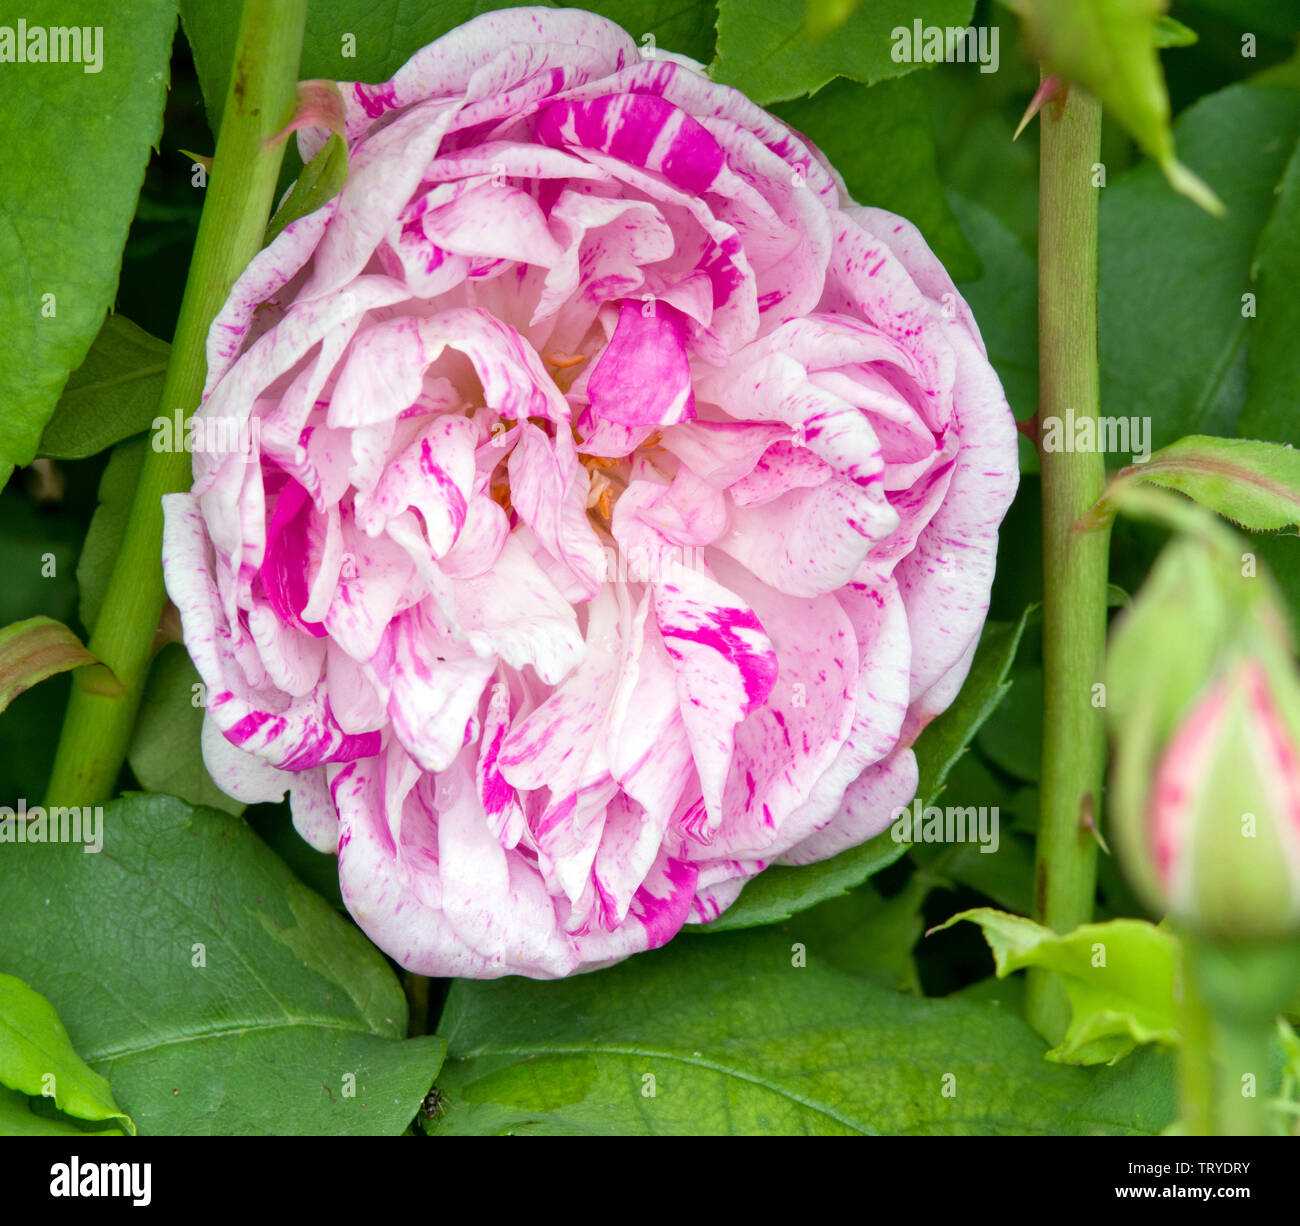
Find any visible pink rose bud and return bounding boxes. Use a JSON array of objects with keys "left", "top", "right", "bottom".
[
  {"left": 160, "top": 9, "right": 1018, "bottom": 977},
  {"left": 1147, "top": 658, "right": 1300, "bottom": 942}
]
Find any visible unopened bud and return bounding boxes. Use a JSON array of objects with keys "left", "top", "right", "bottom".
[{"left": 1147, "top": 658, "right": 1300, "bottom": 941}]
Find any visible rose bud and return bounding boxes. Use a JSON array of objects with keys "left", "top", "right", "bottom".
[
  {"left": 1108, "top": 517, "right": 1300, "bottom": 942},
  {"left": 1147, "top": 657, "right": 1300, "bottom": 941},
  {"left": 161, "top": 8, "right": 1018, "bottom": 977}
]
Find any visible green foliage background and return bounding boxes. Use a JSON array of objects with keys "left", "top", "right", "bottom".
[{"left": 0, "top": 0, "right": 1297, "bottom": 1135}]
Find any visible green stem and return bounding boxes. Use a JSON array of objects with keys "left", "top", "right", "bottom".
[
  {"left": 45, "top": 0, "right": 307, "bottom": 806},
  {"left": 1177, "top": 946, "right": 1216, "bottom": 1136},
  {"left": 1210, "top": 1013, "right": 1273, "bottom": 1136},
  {"left": 1025, "top": 87, "right": 1108, "bottom": 1042},
  {"left": 1186, "top": 939, "right": 1300, "bottom": 1135}
]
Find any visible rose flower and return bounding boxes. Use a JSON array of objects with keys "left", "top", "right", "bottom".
[{"left": 162, "top": 8, "right": 1018, "bottom": 977}]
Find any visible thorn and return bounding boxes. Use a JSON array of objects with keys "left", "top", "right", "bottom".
[
  {"left": 179, "top": 148, "right": 212, "bottom": 172},
  {"left": 1016, "top": 414, "right": 1039, "bottom": 444},
  {"left": 265, "top": 79, "right": 348, "bottom": 149},
  {"left": 1014, "top": 76, "right": 1066, "bottom": 141},
  {"left": 1079, "top": 792, "right": 1110, "bottom": 854}
]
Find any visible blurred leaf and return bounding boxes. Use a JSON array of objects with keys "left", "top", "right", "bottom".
[
  {"left": 428, "top": 920, "right": 1175, "bottom": 1134},
  {"left": 1240, "top": 138, "right": 1300, "bottom": 445},
  {"left": 938, "top": 909, "right": 1181, "bottom": 1065},
  {"left": 38, "top": 316, "right": 169, "bottom": 461},
  {"left": 0, "top": 0, "right": 177, "bottom": 489},
  {"left": 1153, "top": 15, "right": 1197, "bottom": 47},
  {"left": 0, "top": 974, "right": 133, "bottom": 1134},
  {"left": 713, "top": 0, "right": 976, "bottom": 105},
  {"left": 774, "top": 75, "right": 980, "bottom": 280},
  {"left": 803, "top": 0, "right": 862, "bottom": 41},
  {"left": 129, "top": 643, "right": 242, "bottom": 816},
  {"left": 1179, "top": 0, "right": 1300, "bottom": 42},
  {"left": 1100, "top": 84, "right": 1300, "bottom": 451},
  {"left": 0, "top": 794, "right": 445, "bottom": 1135},
  {"left": 1015, "top": 0, "right": 1222, "bottom": 213},
  {"left": 1080, "top": 435, "right": 1300, "bottom": 532},
  {"left": 700, "top": 608, "right": 1032, "bottom": 933},
  {"left": 0, "top": 617, "right": 114, "bottom": 716}
]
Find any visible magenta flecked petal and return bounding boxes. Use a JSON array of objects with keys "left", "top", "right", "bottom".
[
  {"left": 161, "top": 8, "right": 1020, "bottom": 979},
  {"left": 586, "top": 299, "right": 695, "bottom": 428}
]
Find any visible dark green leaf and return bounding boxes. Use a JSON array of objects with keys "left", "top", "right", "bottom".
[
  {"left": 129, "top": 644, "right": 242, "bottom": 816},
  {"left": 712, "top": 0, "right": 976, "bottom": 105},
  {"left": 774, "top": 75, "right": 980, "bottom": 281},
  {"left": 1240, "top": 137, "right": 1300, "bottom": 446},
  {"left": 949, "top": 191, "right": 1038, "bottom": 472},
  {"left": 976, "top": 664, "right": 1042, "bottom": 782},
  {"left": 428, "top": 921, "right": 1175, "bottom": 1134},
  {"left": 1100, "top": 84, "right": 1300, "bottom": 451},
  {"left": 37, "top": 316, "right": 169, "bottom": 461},
  {"left": 183, "top": 1, "right": 718, "bottom": 132},
  {"left": 914, "top": 607, "right": 1033, "bottom": 801},
  {"left": 0, "top": 794, "right": 444, "bottom": 1135}
]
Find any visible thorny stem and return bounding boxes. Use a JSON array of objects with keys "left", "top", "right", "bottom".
[
  {"left": 45, "top": 0, "right": 308, "bottom": 805},
  {"left": 1025, "top": 86, "right": 1108, "bottom": 1042}
]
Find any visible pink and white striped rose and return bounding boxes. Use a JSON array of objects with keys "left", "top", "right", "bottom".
[{"left": 161, "top": 8, "right": 1019, "bottom": 977}]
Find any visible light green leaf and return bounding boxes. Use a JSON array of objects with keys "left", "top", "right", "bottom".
[
  {"left": 129, "top": 644, "right": 242, "bottom": 816},
  {"left": 1016, "top": 0, "right": 1221, "bottom": 213},
  {"left": 37, "top": 316, "right": 169, "bottom": 461},
  {"left": 0, "top": 974, "right": 133, "bottom": 1134},
  {"left": 1080, "top": 435, "right": 1300, "bottom": 533},
  {"left": 0, "top": 794, "right": 445, "bottom": 1135},
  {"left": 265, "top": 132, "right": 349, "bottom": 245},
  {"left": 773, "top": 75, "right": 980, "bottom": 281},
  {"left": 937, "top": 908, "right": 1181, "bottom": 1065},
  {"left": 0, "top": 0, "right": 177, "bottom": 489},
  {"left": 694, "top": 607, "right": 1032, "bottom": 933},
  {"left": 712, "top": 0, "right": 976, "bottom": 105},
  {"left": 0, "top": 1085, "right": 125, "bottom": 1137},
  {"left": 1100, "top": 84, "right": 1300, "bottom": 452},
  {"left": 428, "top": 921, "right": 1175, "bottom": 1135},
  {"left": 0, "top": 616, "right": 117, "bottom": 716}
]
